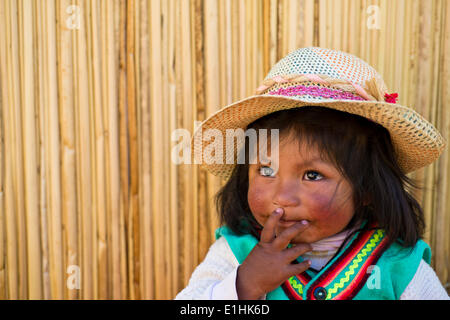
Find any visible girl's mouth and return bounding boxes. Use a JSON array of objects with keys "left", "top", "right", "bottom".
[
  {"left": 278, "top": 218, "right": 309, "bottom": 228},
  {"left": 278, "top": 219, "right": 296, "bottom": 228}
]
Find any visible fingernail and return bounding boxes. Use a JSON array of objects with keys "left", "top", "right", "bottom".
[{"left": 274, "top": 208, "right": 284, "bottom": 215}]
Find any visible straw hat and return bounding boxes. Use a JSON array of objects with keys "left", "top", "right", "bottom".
[{"left": 192, "top": 47, "right": 446, "bottom": 179}]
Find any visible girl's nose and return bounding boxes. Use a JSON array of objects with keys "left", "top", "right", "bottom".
[{"left": 273, "top": 179, "right": 300, "bottom": 207}]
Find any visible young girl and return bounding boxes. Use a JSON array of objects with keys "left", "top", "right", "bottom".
[{"left": 176, "top": 47, "right": 449, "bottom": 300}]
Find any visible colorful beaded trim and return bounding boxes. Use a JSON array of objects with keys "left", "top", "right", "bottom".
[
  {"left": 282, "top": 269, "right": 312, "bottom": 300},
  {"left": 268, "top": 85, "right": 366, "bottom": 101},
  {"left": 281, "top": 226, "right": 389, "bottom": 300}
]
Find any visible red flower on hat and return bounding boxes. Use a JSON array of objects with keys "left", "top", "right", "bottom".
[{"left": 384, "top": 92, "right": 398, "bottom": 103}]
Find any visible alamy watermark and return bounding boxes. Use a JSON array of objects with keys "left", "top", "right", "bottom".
[
  {"left": 171, "top": 121, "right": 280, "bottom": 174},
  {"left": 367, "top": 5, "right": 381, "bottom": 30},
  {"left": 366, "top": 265, "right": 381, "bottom": 290},
  {"left": 66, "top": 265, "right": 81, "bottom": 290},
  {"left": 66, "top": 5, "right": 81, "bottom": 30}
]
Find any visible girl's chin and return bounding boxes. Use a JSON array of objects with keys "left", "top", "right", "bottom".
[
  {"left": 289, "top": 234, "right": 316, "bottom": 244},
  {"left": 277, "top": 227, "right": 319, "bottom": 244}
]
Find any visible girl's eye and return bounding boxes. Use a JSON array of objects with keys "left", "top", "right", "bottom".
[
  {"left": 304, "top": 170, "right": 323, "bottom": 181},
  {"left": 259, "top": 166, "right": 275, "bottom": 177}
]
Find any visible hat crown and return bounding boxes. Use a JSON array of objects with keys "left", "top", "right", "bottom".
[
  {"left": 265, "top": 47, "right": 382, "bottom": 87},
  {"left": 193, "top": 46, "right": 445, "bottom": 179}
]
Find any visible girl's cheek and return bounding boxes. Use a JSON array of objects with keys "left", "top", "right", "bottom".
[
  {"left": 247, "top": 183, "right": 271, "bottom": 221},
  {"left": 308, "top": 187, "right": 354, "bottom": 224},
  {"left": 308, "top": 192, "right": 340, "bottom": 220}
]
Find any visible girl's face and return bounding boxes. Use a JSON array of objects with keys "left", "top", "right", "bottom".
[{"left": 248, "top": 134, "right": 355, "bottom": 244}]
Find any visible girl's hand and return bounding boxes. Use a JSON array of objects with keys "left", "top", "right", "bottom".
[{"left": 236, "top": 209, "right": 312, "bottom": 300}]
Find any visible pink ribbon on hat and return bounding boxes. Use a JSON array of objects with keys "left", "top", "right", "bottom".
[
  {"left": 350, "top": 83, "right": 372, "bottom": 101},
  {"left": 256, "top": 75, "right": 288, "bottom": 93},
  {"left": 256, "top": 84, "right": 270, "bottom": 92},
  {"left": 272, "top": 75, "right": 289, "bottom": 83},
  {"left": 256, "top": 74, "right": 380, "bottom": 102},
  {"left": 303, "top": 74, "right": 329, "bottom": 85}
]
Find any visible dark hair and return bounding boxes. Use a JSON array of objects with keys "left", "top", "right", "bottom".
[{"left": 214, "top": 106, "right": 425, "bottom": 248}]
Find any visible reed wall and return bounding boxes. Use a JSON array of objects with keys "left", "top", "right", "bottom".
[{"left": 0, "top": 0, "right": 449, "bottom": 299}]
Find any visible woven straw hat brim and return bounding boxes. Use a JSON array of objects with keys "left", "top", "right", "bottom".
[{"left": 192, "top": 95, "right": 446, "bottom": 179}]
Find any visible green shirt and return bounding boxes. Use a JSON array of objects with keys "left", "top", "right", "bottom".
[{"left": 215, "top": 224, "right": 431, "bottom": 300}]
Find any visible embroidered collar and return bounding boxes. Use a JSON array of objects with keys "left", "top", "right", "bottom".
[{"left": 281, "top": 223, "right": 389, "bottom": 300}]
